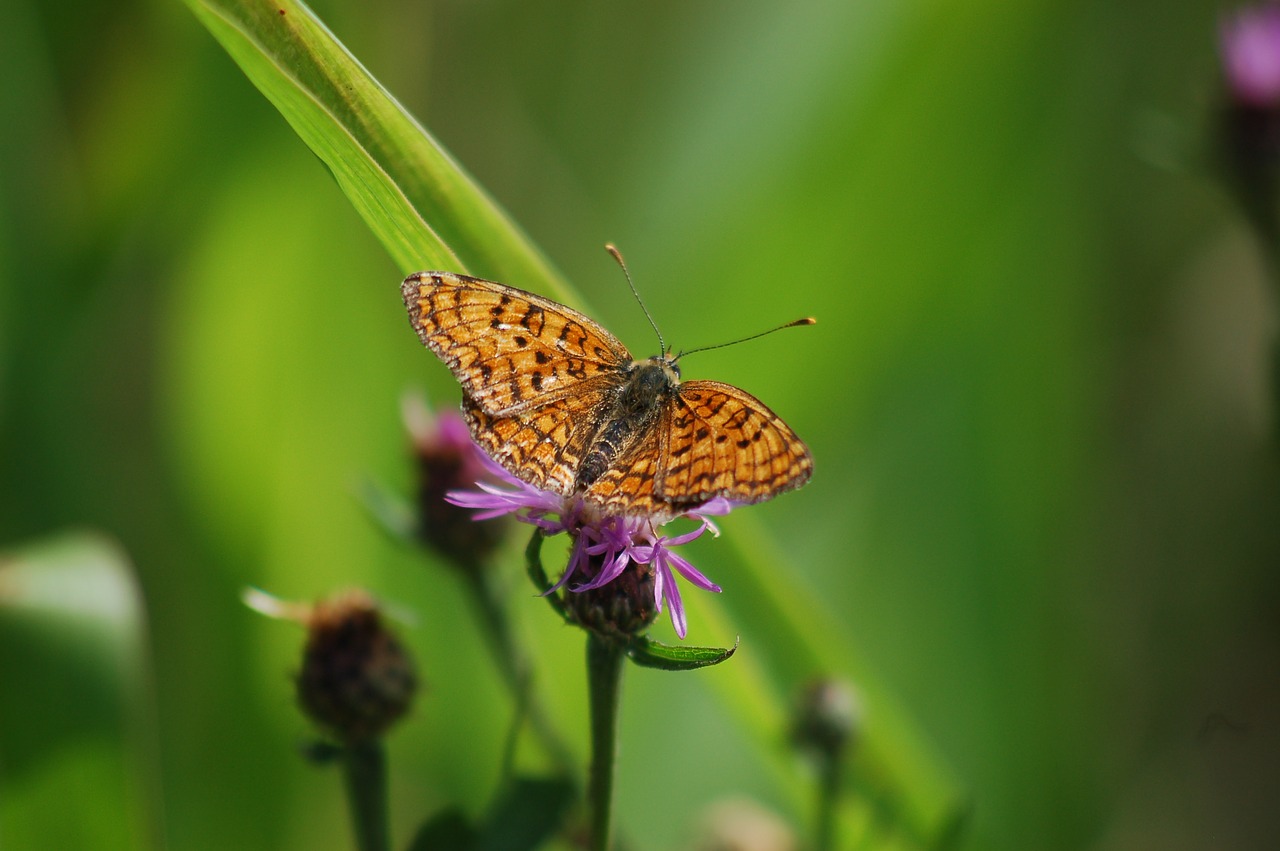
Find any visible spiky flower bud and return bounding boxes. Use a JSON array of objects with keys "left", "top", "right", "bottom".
[
  {"left": 296, "top": 590, "right": 417, "bottom": 743},
  {"left": 791, "top": 678, "right": 860, "bottom": 759},
  {"left": 563, "top": 551, "right": 661, "bottom": 640}
]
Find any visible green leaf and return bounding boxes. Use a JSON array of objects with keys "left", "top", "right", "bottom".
[
  {"left": 626, "top": 634, "right": 738, "bottom": 671},
  {"left": 407, "top": 807, "right": 477, "bottom": 851},
  {"left": 0, "top": 533, "right": 162, "bottom": 850},
  {"left": 478, "top": 776, "right": 575, "bottom": 851},
  {"left": 182, "top": 0, "right": 576, "bottom": 299}
]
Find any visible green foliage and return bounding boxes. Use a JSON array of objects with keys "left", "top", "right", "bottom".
[
  {"left": 407, "top": 777, "right": 575, "bottom": 851},
  {"left": 5, "top": 0, "right": 1279, "bottom": 849},
  {"left": 0, "top": 535, "right": 160, "bottom": 850},
  {"left": 626, "top": 636, "right": 737, "bottom": 671}
]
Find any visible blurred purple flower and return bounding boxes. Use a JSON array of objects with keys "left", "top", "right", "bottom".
[
  {"left": 447, "top": 453, "right": 730, "bottom": 639},
  {"left": 1222, "top": 4, "right": 1280, "bottom": 106},
  {"left": 403, "top": 393, "right": 508, "bottom": 567}
]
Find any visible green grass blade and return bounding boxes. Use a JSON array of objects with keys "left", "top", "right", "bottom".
[{"left": 183, "top": 0, "right": 571, "bottom": 297}]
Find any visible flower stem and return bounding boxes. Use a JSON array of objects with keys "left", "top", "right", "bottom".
[
  {"left": 813, "top": 752, "right": 842, "bottom": 851},
  {"left": 341, "top": 740, "right": 389, "bottom": 851},
  {"left": 460, "top": 567, "right": 576, "bottom": 777},
  {"left": 586, "top": 633, "right": 625, "bottom": 851}
]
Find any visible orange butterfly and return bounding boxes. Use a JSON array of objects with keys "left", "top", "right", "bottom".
[{"left": 402, "top": 268, "right": 812, "bottom": 519}]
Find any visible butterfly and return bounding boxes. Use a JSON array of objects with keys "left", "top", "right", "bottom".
[{"left": 402, "top": 269, "right": 813, "bottom": 518}]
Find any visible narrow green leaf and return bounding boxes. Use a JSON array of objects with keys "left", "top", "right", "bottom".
[
  {"left": 626, "top": 634, "right": 737, "bottom": 671},
  {"left": 183, "top": 0, "right": 576, "bottom": 300}
]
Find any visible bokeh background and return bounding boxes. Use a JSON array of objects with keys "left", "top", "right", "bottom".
[{"left": 4, "top": 0, "right": 1280, "bottom": 849}]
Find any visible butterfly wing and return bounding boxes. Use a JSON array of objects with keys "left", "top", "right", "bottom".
[
  {"left": 655, "top": 380, "right": 812, "bottom": 507},
  {"left": 580, "top": 420, "right": 666, "bottom": 516},
  {"left": 403, "top": 272, "right": 633, "bottom": 417},
  {"left": 461, "top": 377, "right": 619, "bottom": 497}
]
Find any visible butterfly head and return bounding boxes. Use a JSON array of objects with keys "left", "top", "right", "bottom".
[{"left": 638, "top": 353, "right": 681, "bottom": 384}]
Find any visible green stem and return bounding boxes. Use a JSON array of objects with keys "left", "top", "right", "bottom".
[
  {"left": 814, "top": 752, "right": 842, "bottom": 851},
  {"left": 341, "top": 740, "right": 389, "bottom": 851},
  {"left": 586, "top": 634, "right": 625, "bottom": 851},
  {"left": 460, "top": 567, "right": 576, "bottom": 777}
]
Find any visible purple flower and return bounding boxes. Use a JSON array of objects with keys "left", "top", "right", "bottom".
[
  {"left": 403, "top": 393, "right": 509, "bottom": 567},
  {"left": 447, "top": 452, "right": 731, "bottom": 639},
  {"left": 1222, "top": 5, "right": 1280, "bottom": 106}
]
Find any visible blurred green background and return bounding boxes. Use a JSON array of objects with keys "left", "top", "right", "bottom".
[{"left": 3, "top": 0, "right": 1280, "bottom": 849}]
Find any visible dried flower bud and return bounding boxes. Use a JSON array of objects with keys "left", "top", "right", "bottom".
[
  {"left": 404, "top": 393, "right": 506, "bottom": 568},
  {"left": 791, "top": 678, "right": 860, "bottom": 759},
  {"left": 562, "top": 548, "right": 661, "bottom": 640},
  {"left": 296, "top": 590, "right": 417, "bottom": 743}
]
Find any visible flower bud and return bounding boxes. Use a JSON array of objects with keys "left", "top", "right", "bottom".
[
  {"left": 563, "top": 548, "right": 660, "bottom": 640},
  {"left": 790, "top": 678, "right": 860, "bottom": 759},
  {"left": 404, "top": 394, "right": 506, "bottom": 568},
  {"left": 296, "top": 590, "right": 417, "bottom": 743}
]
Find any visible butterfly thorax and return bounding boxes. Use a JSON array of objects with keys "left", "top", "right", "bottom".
[{"left": 575, "top": 356, "right": 680, "bottom": 490}]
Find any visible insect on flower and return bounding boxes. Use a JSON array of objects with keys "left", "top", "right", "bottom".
[{"left": 401, "top": 247, "right": 814, "bottom": 522}]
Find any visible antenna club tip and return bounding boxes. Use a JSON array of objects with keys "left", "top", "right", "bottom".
[{"left": 796, "top": 317, "right": 817, "bottom": 326}]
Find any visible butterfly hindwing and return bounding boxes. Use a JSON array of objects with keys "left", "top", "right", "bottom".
[
  {"left": 655, "top": 381, "right": 813, "bottom": 506},
  {"left": 461, "top": 375, "right": 620, "bottom": 497}
]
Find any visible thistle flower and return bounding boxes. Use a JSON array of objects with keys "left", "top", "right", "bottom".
[
  {"left": 403, "top": 393, "right": 508, "bottom": 568},
  {"left": 1222, "top": 4, "right": 1280, "bottom": 108},
  {"left": 447, "top": 453, "right": 729, "bottom": 640},
  {"left": 1218, "top": 4, "right": 1280, "bottom": 237}
]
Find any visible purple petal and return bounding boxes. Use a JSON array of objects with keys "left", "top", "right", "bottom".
[
  {"left": 651, "top": 559, "right": 666, "bottom": 613},
  {"left": 656, "top": 560, "right": 688, "bottom": 639},
  {"left": 664, "top": 520, "right": 714, "bottom": 547},
  {"left": 575, "top": 548, "right": 632, "bottom": 591},
  {"left": 435, "top": 408, "right": 476, "bottom": 449},
  {"left": 1222, "top": 7, "right": 1280, "bottom": 105},
  {"left": 547, "top": 537, "right": 588, "bottom": 594},
  {"left": 475, "top": 451, "right": 528, "bottom": 488},
  {"left": 666, "top": 550, "right": 722, "bottom": 593},
  {"left": 690, "top": 496, "right": 738, "bottom": 517}
]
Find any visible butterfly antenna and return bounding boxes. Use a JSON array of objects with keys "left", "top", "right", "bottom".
[
  {"left": 606, "top": 244, "right": 666, "bottom": 355},
  {"left": 676, "top": 316, "right": 816, "bottom": 361}
]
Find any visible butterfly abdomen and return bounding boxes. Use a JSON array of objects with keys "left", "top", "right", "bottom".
[{"left": 575, "top": 361, "right": 676, "bottom": 490}]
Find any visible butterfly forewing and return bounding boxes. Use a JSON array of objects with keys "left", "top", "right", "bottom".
[
  {"left": 656, "top": 381, "right": 813, "bottom": 505},
  {"left": 402, "top": 272, "right": 632, "bottom": 416}
]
